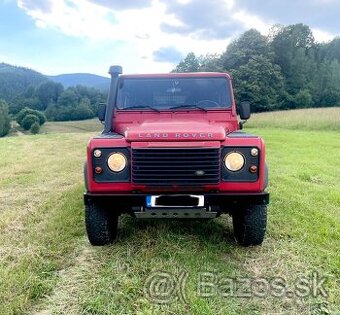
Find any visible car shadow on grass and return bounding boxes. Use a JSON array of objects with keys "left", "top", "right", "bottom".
[{"left": 116, "top": 214, "right": 237, "bottom": 250}]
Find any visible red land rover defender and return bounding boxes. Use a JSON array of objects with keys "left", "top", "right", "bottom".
[{"left": 84, "top": 66, "right": 269, "bottom": 246}]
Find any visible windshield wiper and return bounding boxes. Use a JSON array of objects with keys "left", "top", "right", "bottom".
[
  {"left": 169, "top": 104, "right": 208, "bottom": 112},
  {"left": 122, "top": 105, "right": 160, "bottom": 112}
]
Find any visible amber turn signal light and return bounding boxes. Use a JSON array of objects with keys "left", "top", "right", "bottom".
[
  {"left": 249, "top": 165, "right": 257, "bottom": 173},
  {"left": 95, "top": 166, "right": 103, "bottom": 174}
]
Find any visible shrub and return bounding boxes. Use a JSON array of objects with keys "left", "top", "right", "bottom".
[
  {"left": 30, "top": 122, "right": 40, "bottom": 134},
  {"left": 16, "top": 107, "right": 46, "bottom": 126},
  {"left": 295, "top": 89, "right": 313, "bottom": 108},
  {"left": 0, "top": 99, "right": 11, "bottom": 137},
  {"left": 21, "top": 114, "right": 39, "bottom": 130}
]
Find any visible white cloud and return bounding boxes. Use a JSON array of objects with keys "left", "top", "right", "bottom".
[
  {"left": 312, "top": 28, "right": 335, "bottom": 43},
  {"left": 18, "top": 0, "right": 117, "bottom": 39},
  {"left": 16, "top": 0, "right": 337, "bottom": 74},
  {"left": 233, "top": 10, "right": 272, "bottom": 35},
  {"left": 16, "top": 0, "right": 245, "bottom": 73}
]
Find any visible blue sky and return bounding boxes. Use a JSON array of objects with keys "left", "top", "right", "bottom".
[{"left": 0, "top": 0, "right": 339, "bottom": 76}]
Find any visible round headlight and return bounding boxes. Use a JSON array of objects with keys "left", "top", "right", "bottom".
[
  {"left": 224, "top": 152, "right": 245, "bottom": 172},
  {"left": 107, "top": 153, "right": 127, "bottom": 172}
]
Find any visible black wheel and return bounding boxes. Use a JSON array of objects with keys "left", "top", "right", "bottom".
[
  {"left": 232, "top": 205, "right": 267, "bottom": 246},
  {"left": 85, "top": 203, "right": 118, "bottom": 246}
]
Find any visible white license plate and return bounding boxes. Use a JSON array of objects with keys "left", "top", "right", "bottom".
[{"left": 146, "top": 195, "right": 204, "bottom": 208}]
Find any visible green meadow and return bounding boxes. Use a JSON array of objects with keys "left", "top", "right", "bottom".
[{"left": 0, "top": 107, "right": 339, "bottom": 314}]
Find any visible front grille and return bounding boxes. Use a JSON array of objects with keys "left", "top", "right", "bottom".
[{"left": 132, "top": 148, "right": 220, "bottom": 186}]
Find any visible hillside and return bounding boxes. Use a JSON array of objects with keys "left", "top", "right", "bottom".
[
  {"left": 0, "top": 63, "right": 47, "bottom": 102},
  {"left": 0, "top": 63, "right": 110, "bottom": 105},
  {"left": 49, "top": 73, "right": 110, "bottom": 91}
]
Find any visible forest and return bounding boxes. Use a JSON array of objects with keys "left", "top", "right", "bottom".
[
  {"left": 0, "top": 81, "right": 107, "bottom": 135},
  {"left": 173, "top": 23, "right": 340, "bottom": 112}
]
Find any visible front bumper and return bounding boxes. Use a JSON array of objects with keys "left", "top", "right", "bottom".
[{"left": 84, "top": 192, "right": 269, "bottom": 213}]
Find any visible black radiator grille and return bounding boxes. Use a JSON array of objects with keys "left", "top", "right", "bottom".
[{"left": 132, "top": 148, "right": 220, "bottom": 186}]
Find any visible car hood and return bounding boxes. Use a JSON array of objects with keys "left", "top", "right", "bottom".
[{"left": 122, "top": 120, "right": 227, "bottom": 141}]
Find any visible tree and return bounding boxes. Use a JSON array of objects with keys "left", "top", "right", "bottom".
[
  {"left": 57, "top": 88, "right": 79, "bottom": 108},
  {"left": 21, "top": 97, "right": 43, "bottom": 111},
  {"left": 172, "top": 52, "right": 200, "bottom": 72},
  {"left": 231, "top": 56, "right": 285, "bottom": 112},
  {"left": 0, "top": 99, "right": 11, "bottom": 137},
  {"left": 294, "top": 89, "right": 313, "bottom": 108},
  {"left": 45, "top": 102, "right": 58, "bottom": 121},
  {"left": 9, "top": 96, "right": 27, "bottom": 114},
  {"left": 72, "top": 97, "right": 94, "bottom": 120},
  {"left": 30, "top": 122, "right": 40, "bottom": 134},
  {"left": 16, "top": 107, "right": 46, "bottom": 126},
  {"left": 198, "top": 54, "right": 223, "bottom": 72},
  {"left": 44, "top": 86, "right": 105, "bottom": 121},
  {"left": 270, "top": 24, "right": 316, "bottom": 95},
  {"left": 21, "top": 114, "right": 39, "bottom": 130},
  {"left": 74, "top": 85, "right": 106, "bottom": 113},
  {"left": 36, "top": 81, "right": 64, "bottom": 110},
  {"left": 220, "top": 29, "right": 269, "bottom": 70}
]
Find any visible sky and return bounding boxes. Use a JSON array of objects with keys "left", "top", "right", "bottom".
[{"left": 0, "top": 0, "right": 339, "bottom": 76}]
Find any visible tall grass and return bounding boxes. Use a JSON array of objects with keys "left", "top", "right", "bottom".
[{"left": 246, "top": 107, "right": 340, "bottom": 131}]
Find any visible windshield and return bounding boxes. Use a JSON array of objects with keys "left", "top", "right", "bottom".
[{"left": 116, "top": 77, "right": 232, "bottom": 110}]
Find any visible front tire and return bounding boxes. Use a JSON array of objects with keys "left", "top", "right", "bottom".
[
  {"left": 85, "top": 203, "right": 118, "bottom": 246},
  {"left": 232, "top": 205, "right": 267, "bottom": 246}
]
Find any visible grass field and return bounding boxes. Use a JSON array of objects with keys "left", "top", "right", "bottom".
[
  {"left": 8, "top": 119, "right": 102, "bottom": 136},
  {"left": 40, "top": 119, "right": 103, "bottom": 134},
  {"left": 0, "top": 108, "right": 339, "bottom": 314},
  {"left": 246, "top": 107, "right": 340, "bottom": 131}
]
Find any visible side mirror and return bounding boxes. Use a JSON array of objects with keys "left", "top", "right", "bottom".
[
  {"left": 98, "top": 103, "right": 106, "bottom": 122},
  {"left": 239, "top": 101, "right": 251, "bottom": 120}
]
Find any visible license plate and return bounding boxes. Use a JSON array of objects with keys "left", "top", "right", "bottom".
[{"left": 146, "top": 195, "right": 204, "bottom": 208}]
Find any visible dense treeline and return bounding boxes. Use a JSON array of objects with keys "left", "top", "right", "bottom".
[
  {"left": 9, "top": 81, "right": 106, "bottom": 120},
  {"left": 0, "top": 63, "right": 107, "bottom": 125},
  {"left": 43, "top": 84, "right": 106, "bottom": 121},
  {"left": 0, "top": 100, "right": 11, "bottom": 137},
  {"left": 173, "top": 24, "right": 340, "bottom": 112},
  {"left": 0, "top": 64, "right": 107, "bottom": 136},
  {"left": 0, "top": 80, "right": 106, "bottom": 136}
]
